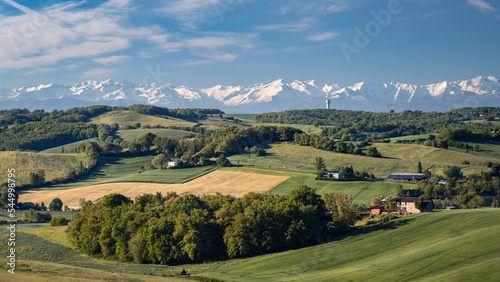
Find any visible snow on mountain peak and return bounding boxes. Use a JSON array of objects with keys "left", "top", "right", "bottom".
[
  {"left": 488, "top": 76, "right": 498, "bottom": 82},
  {"left": 1, "top": 76, "right": 499, "bottom": 112}
]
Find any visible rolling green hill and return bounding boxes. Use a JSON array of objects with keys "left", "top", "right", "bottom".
[
  {"left": 40, "top": 138, "right": 101, "bottom": 154},
  {"left": 228, "top": 142, "right": 496, "bottom": 178},
  {"left": 116, "top": 128, "right": 195, "bottom": 142},
  {"left": 33, "top": 154, "right": 216, "bottom": 190},
  {"left": 89, "top": 110, "right": 196, "bottom": 127},
  {"left": 199, "top": 209, "right": 500, "bottom": 281},
  {"left": 222, "top": 167, "right": 412, "bottom": 205}
]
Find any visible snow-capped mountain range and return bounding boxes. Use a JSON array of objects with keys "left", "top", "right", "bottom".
[{"left": 1, "top": 76, "right": 499, "bottom": 113}]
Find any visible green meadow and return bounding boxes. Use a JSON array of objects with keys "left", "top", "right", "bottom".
[
  {"left": 199, "top": 209, "right": 500, "bottom": 281},
  {"left": 35, "top": 154, "right": 216, "bottom": 190},
  {"left": 228, "top": 142, "right": 495, "bottom": 178},
  {"left": 89, "top": 110, "right": 196, "bottom": 127},
  {"left": 2, "top": 209, "right": 499, "bottom": 281},
  {"left": 222, "top": 167, "right": 413, "bottom": 205},
  {"left": 0, "top": 151, "right": 91, "bottom": 187}
]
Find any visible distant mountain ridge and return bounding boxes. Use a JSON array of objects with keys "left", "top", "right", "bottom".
[{"left": 1, "top": 76, "right": 499, "bottom": 113}]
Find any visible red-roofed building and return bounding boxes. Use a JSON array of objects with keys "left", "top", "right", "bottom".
[{"left": 395, "top": 197, "right": 433, "bottom": 214}]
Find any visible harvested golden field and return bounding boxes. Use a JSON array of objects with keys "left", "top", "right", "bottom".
[{"left": 19, "top": 170, "right": 289, "bottom": 209}]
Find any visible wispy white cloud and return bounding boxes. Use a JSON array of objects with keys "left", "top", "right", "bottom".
[
  {"left": 155, "top": 0, "right": 252, "bottom": 28},
  {"left": 0, "top": 0, "right": 173, "bottom": 70},
  {"left": 177, "top": 52, "right": 238, "bottom": 66},
  {"left": 256, "top": 18, "right": 314, "bottom": 32},
  {"left": 466, "top": 0, "right": 496, "bottom": 13},
  {"left": 80, "top": 67, "right": 116, "bottom": 78},
  {"left": 306, "top": 32, "right": 339, "bottom": 42},
  {"left": 94, "top": 55, "right": 130, "bottom": 64},
  {"left": 184, "top": 33, "right": 255, "bottom": 50}
]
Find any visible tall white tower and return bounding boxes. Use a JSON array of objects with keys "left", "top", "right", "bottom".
[{"left": 326, "top": 99, "right": 331, "bottom": 109}]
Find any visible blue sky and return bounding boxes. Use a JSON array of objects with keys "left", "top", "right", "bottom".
[{"left": 0, "top": 0, "right": 499, "bottom": 89}]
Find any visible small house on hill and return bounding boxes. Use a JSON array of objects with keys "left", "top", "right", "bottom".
[
  {"left": 206, "top": 114, "right": 223, "bottom": 120},
  {"left": 395, "top": 197, "right": 433, "bottom": 214},
  {"left": 323, "top": 170, "right": 340, "bottom": 179},
  {"left": 370, "top": 205, "right": 385, "bottom": 215},
  {"left": 387, "top": 173, "right": 424, "bottom": 182},
  {"left": 168, "top": 160, "right": 180, "bottom": 167}
]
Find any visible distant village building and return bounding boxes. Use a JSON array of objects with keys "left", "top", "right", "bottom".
[
  {"left": 371, "top": 197, "right": 433, "bottom": 215},
  {"left": 395, "top": 197, "right": 433, "bottom": 214},
  {"left": 168, "top": 160, "right": 180, "bottom": 167},
  {"left": 206, "top": 114, "right": 223, "bottom": 120},
  {"left": 386, "top": 173, "right": 424, "bottom": 182},
  {"left": 370, "top": 205, "right": 385, "bottom": 215},
  {"left": 323, "top": 170, "right": 339, "bottom": 179}
]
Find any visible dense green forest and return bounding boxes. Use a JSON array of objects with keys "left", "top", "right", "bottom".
[
  {"left": 254, "top": 108, "right": 500, "bottom": 140},
  {"left": 0, "top": 105, "right": 222, "bottom": 151},
  {"left": 67, "top": 186, "right": 356, "bottom": 264}
]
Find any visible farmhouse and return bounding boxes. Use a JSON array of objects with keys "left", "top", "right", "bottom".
[
  {"left": 386, "top": 173, "right": 424, "bottom": 182},
  {"left": 370, "top": 205, "right": 385, "bottom": 215},
  {"left": 206, "top": 114, "right": 223, "bottom": 120},
  {"left": 323, "top": 170, "right": 340, "bottom": 179},
  {"left": 168, "top": 160, "right": 180, "bottom": 167},
  {"left": 395, "top": 197, "right": 433, "bottom": 214}
]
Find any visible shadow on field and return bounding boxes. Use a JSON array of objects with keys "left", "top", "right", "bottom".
[{"left": 322, "top": 217, "right": 416, "bottom": 245}]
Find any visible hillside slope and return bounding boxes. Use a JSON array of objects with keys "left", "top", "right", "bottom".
[{"left": 199, "top": 209, "right": 500, "bottom": 281}]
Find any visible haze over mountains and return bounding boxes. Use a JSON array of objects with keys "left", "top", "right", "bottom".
[{"left": 1, "top": 76, "right": 499, "bottom": 113}]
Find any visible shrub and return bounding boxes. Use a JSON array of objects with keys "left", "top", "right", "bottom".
[{"left": 50, "top": 215, "right": 70, "bottom": 226}]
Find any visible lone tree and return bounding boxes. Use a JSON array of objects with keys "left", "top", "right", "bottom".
[
  {"left": 367, "top": 147, "right": 381, "bottom": 158},
  {"left": 314, "top": 157, "right": 326, "bottom": 171},
  {"left": 49, "top": 197, "right": 63, "bottom": 211},
  {"left": 152, "top": 153, "right": 170, "bottom": 166},
  {"left": 417, "top": 161, "right": 422, "bottom": 173},
  {"left": 444, "top": 166, "right": 462, "bottom": 180},
  {"left": 216, "top": 154, "right": 230, "bottom": 167}
]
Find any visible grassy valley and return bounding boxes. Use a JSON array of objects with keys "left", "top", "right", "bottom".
[{"left": 198, "top": 209, "right": 500, "bottom": 281}]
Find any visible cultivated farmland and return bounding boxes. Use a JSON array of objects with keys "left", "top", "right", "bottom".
[{"left": 19, "top": 170, "right": 290, "bottom": 209}]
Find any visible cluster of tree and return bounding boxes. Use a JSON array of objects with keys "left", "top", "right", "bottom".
[
  {"left": 128, "top": 104, "right": 223, "bottom": 119},
  {"left": 314, "top": 158, "right": 375, "bottom": 180},
  {"left": 394, "top": 166, "right": 500, "bottom": 209},
  {"left": 0, "top": 106, "right": 114, "bottom": 127},
  {"left": 149, "top": 126, "right": 301, "bottom": 167},
  {"left": 254, "top": 108, "right": 500, "bottom": 140},
  {"left": 50, "top": 216, "right": 70, "bottom": 226},
  {"left": 293, "top": 133, "right": 381, "bottom": 157},
  {"left": 67, "top": 186, "right": 358, "bottom": 264},
  {"left": 23, "top": 208, "right": 52, "bottom": 223}
]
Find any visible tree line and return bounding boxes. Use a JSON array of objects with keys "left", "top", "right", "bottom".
[
  {"left": 254, "top": 107, "right": 500, "bottom": 140},
  {"left": 67, "top": 186, "right": 358, "bottom": 264}
]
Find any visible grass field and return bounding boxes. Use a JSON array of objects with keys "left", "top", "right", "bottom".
[
  {"left": 116, "top": 128, "right": 195, "bottom": 142},
  {"left": 465, "top": 139, "right": 500, "bottom": 159},
  {"left": 19, "top": 170, "right": 288, "bottom": 209},
  {"left": 228, "top": 143, "right": 495, "bottom": 178},
  {"left": 89, "top": 110, "right": 196, "bottom": 127},
  {"left": 198, "top": 208, "right": 500, "bottom": 281},
  {"left": 29, "top": 154, "right": 216, "bottom": 191},
  {"left": 0, "top": 151, "right": 91, "bottom": 186},
  {"left": 390, "top": 134, "right": 432, "bottom": 143},
  {"left": 222, "top": 167, "right": 412, "bottom": 205},
  {"left": 0, "top": 225, "right": 255, "bottom": 281},
  {"left": 40, "top": 138, "right": 101, "bottom": 154}
]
